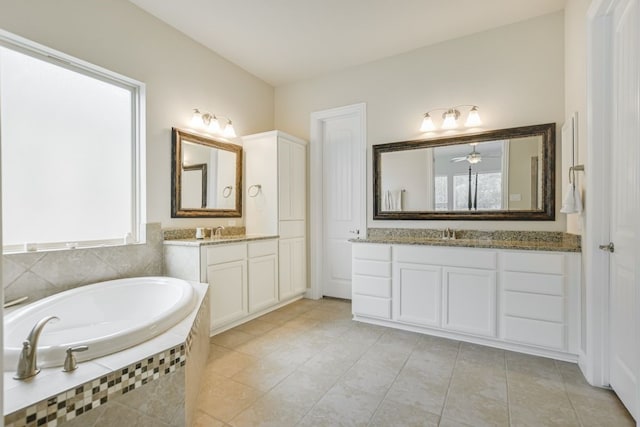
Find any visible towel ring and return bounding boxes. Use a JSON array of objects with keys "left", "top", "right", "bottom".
[
  {"left": 248, "top": 184, "right": 262, "bottom": 197},
  {"left": 222, "top": 186, "right": 233, "bottom": 198}
]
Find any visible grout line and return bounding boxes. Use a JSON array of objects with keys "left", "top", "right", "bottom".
[
  {"left": 437, "top": 340, "right": 462, "bottom": 425},
  {"left": 554, "top": 359, "right": 585, "bottom": 427},
  {"left": 505, "top": 350, "right": 512, "bottom": 426}
]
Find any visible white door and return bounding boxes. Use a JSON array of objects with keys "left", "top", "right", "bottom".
[
  {"left": 310, "top": 104, "right": 366, "bottom": 299},
  {"left": 609, "top": 0, "right": 640, "bottom": 419}
]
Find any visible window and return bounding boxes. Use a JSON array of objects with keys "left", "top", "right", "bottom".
[
  {"left": 0, "top": 32, "right": 145, "bottom": 252},
  {"left": 434, "top": 175, "right": 448, "bottom": 211},
  {"left": 453, "top": 172, "right": 503, "bottom": 211}
]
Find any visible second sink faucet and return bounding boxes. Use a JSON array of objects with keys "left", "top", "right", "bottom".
[
  {"left": 14, "top": 315, "right": 59, "bottom": 380},
  {"left": 442, "top": 228, "right": 456, "bottom": 240},
  {"left": 214, "top": 226, "right": 225, "bottom": 238}
]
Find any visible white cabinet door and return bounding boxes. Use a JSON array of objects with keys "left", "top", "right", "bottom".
[
  {"left": 279, "top": 237, "right": 307, "bottom": 299},
  {"left": 208, "top": 260, "right": 248, "bottom": 328},
  {"left": 278, "top": 138, "right": 306, "bottom": 221},
  {"left": 249, "top": 254, "right": 278, "bottom": 312},
  {"left": 442, "top": 267, "right": 497, "bottom": 337},
  {"left": 393, "top": 263, "right": 441, "bottom": 327}
]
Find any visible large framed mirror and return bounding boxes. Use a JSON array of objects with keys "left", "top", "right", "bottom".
[
  {"left": 373, "top": 123, "right": 555, "bottom": 220},
  {"left": 172, "top": 127, "right": 242, "bottom": 217}
]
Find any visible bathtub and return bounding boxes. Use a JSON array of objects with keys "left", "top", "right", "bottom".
[{"left": 4, "top": 276, "right": 197, "bottom": 370}]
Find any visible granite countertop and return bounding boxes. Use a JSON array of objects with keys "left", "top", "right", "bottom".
[
  {"left": 350, "top": 227, "right": 582, "bottom": 252},
  {"left": 163, "top": 234, "right": 279, "bottom": 247},
  {"left": 351, "top": 237, "right": 580, "bottom": 252}
]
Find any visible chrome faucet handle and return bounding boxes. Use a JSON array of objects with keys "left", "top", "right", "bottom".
[{"left": 63, "top": 345, "right": 89, "bottom": 372}]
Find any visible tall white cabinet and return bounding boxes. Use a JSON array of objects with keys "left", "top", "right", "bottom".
[{"left": 243, "top": 131, "right": 308, "bottom": 300}]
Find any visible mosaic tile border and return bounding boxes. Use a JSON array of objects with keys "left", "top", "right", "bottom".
[
  {"left": 4, "top": 288, "right": 208, "bottom": 427},
  {"left": 4, "top": 346, "right": 185, "bottom": 427}
]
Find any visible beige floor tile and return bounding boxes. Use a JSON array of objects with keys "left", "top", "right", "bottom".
[
  {"left": 449, "top": 361, "right": 508, "bottom": 402},
  {"left": 234, "top": 318, "right": 279, "bottom": 336},
  {"left": 338, "top": 358, "right": 400, "bottom": 397},
  {"left": 297, "top": 382, "right": 383, "bottom": 427},
  {"left": 438, "top": 417, "right": 476, "bottom": 427},
  {"left": 197, "top": 376, "right": 263, "bottom": 422},
  {"left": 567, "top": 386, "right": 635, "bottom": 427},
  {"left": 257, "top": 309, "right": 299, "bottom": 325},
  {"left": 385, "top": 367, "right": 450, "bottom": 415},
  {"left": 506, "top": 351, "right": 563, "bottom": 382},
  {"left": 193, "top": 410, "right": 227, "bottom": 427},
  {"left": 210, "top": 329, "right": 256, "bottom": 350},
  {"left": 457, "top": 342, "right": 506, "bottom": 368},
  {"left": 228, "top": 393, "right": 307, "bottom": 427},
  {"left": 442, "top": 389, "right": 509, "bottom": 427},
  {"left": 508, "top": 378, "right": 579, "bottom": 427},
  {"left": 231, "top": 358, "right": 298, "bottom": 392},
  {"left": 369, "top": 399, "right": 440, "bottom": 427},
  {"left": 206, "top": 347, "right": 258, "bottom": 378},
  {"left": 267, "top": 369, "right": 338, "bottom": 411}
]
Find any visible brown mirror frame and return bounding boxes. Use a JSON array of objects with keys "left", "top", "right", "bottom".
[
  {"left": 171, "top": 127, "right": 242, "bottom": 218},
  {"left": 373, "top": 123, "right": 555, "bottom": 221}
]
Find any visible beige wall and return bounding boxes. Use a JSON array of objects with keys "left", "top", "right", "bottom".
[
  {"left": 564, "top": 0, "right": 591, "bottom": 235},
  {"left": 275, "top": 12, "right": 565, "bottom": 231},
  {"left": 0, "top": 0, "right": 274, "bottom": 229}
]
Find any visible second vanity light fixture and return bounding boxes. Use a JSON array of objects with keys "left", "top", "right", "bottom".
[
  {"left": 420, "top": 105, "right": 482, "bottom": 132},
  {"left": 191, "top": 108, "right": 237, "bottom": 138}
]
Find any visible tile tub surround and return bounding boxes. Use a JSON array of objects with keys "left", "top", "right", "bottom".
[
  {"left": 4, "top": 282, "right": 210, "bottom": 427},
  {"left": 3, "top": 223, "right": 163, "bottom": 304},
  {"left": 197, "top": 298, "right": 633, "bottom": 426},
  {"left": 357, "top": 228, "right": 581, "bottom": 252},
  {"left": 163, "top": 226, "right": 246, "bottom": 241}
]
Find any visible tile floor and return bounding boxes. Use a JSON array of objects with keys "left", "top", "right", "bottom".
[{"left": 194, "top": 298, "right": 634, "bottom": 427}]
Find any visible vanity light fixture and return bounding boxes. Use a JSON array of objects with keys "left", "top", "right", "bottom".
[
  {"left": 190, "top": 108, "right": 237, "bottom": 138},
  {"left": 420, "top": 105, "right": 482, "bottom": 132}
]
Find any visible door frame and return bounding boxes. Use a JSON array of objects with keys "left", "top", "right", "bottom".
[
  {"left": 584, "top": 0, "right": 639, "bottom": 402},
  {"left": 309, "top": 103, "right": 367, "bottom": 300}
]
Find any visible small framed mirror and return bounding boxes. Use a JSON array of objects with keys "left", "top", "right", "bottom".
[
  {"left": 171, "top": 127, "right": 242, "bottom": 217},
  {"left": 373, "top": 123, "right": 555, "bottom": 220}
]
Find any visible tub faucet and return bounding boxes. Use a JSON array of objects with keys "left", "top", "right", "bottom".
[{"left": 14, "top": 315, "right": 59, "bottom": 380}]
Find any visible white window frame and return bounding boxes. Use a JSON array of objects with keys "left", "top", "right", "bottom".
[{"left": 0, "top": 29, "right": 146, "bottom": 253}]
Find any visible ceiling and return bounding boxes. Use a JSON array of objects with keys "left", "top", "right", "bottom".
[{"left": 129, "top": 0, "right": 566, "bottom": 86}]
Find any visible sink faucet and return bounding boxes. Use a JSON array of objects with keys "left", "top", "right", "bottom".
[
  {"left": 14, "top": 315, "right": 59, "bottom": 380},
  {"left": 214, "top": 226, "right": 225, "bottom": 238},
  {"left": 442, "top": 228, "right": 456, "bottom": 240}
]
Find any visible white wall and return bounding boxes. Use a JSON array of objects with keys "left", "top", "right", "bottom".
[
  {"left": 275, "top": 12, "right": 566, "bottom": 231},
  {"left": 0, "top": 0, "right": 274, "bottom": 229},
  {"left": 564, "top": 0, "right": 591, "bottom": 235}
]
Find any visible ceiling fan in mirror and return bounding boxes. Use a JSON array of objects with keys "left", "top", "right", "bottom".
[{"left": 450, "top": 143, "right": 500, "bottom": 164}]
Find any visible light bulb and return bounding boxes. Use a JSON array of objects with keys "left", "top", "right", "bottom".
[
  {"left": 223, "top": 120, "right": 236, "bottom": 138},
  {"left": 420, "top": 113, "right": 436, "bottom": 132},
  {"left": 465, "top": 107, "right": 482, "bottom": 127},
  {"left": 190, "top": 109, "right": 203, "bottom": 127},
  {"left": 209, "top": 115, "right": 221, "bottom": 133},
  {"left": 442, "top": 110, "right": 459, "bottom": 129}
]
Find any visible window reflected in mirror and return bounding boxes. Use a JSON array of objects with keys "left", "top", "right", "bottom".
[{"left": 374, "top": 123, "right": 555, "bottom": 220}]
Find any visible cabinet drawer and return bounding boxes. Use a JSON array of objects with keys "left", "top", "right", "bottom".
[
  {"left": 353, "top": 275, "right": 391, "bottom": 298},
  {"left": 207, "top": 243, "right": 246, "bottom": 265},
  {"left": 502, "top": 252, "right": 564, "bottom": 275},
  {"left": 248, "top": 239, "right": 278, "bottom": 258},
  {"left": 352, "top": 295, "right": 391, "bottom": 319},
  {"left": 394, "top": 245, "right": 496, "bottom": 270},
  {"left": 504, "top": 291, "right": 564, "bottom": 322},
  {"left": 503, "top": 271, "right": 564, "bottom": 296},
  {"left": 504, "top": 316, "right": 565, "bottom": 350},
  {"left": 352, "top": 244, "right": 391, "bottom": 261},
  {"left": 352, "top": 260, "right": 391, "bottom": 277}
]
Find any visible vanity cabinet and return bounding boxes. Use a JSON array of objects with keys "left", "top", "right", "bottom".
[
  {"left": 244, "top": 131, "right": 308, "bottom": 300},
  {"left": 164, "top": 237, "right": 285, "bottom": 335},
  {"left": 207, "top": 244, "right": 248, "bottom": 327},
  {"left": 352, "top": 242, "right": 581, "bottom": 360}
]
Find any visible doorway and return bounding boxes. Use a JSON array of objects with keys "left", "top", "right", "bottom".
[{"left": 309, "top": 103, "right": 366, "bottom": 300}]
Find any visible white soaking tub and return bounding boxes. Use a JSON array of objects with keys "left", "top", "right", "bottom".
[{"left": 4, "top": 276, "right": 196, "bottom": 370}]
